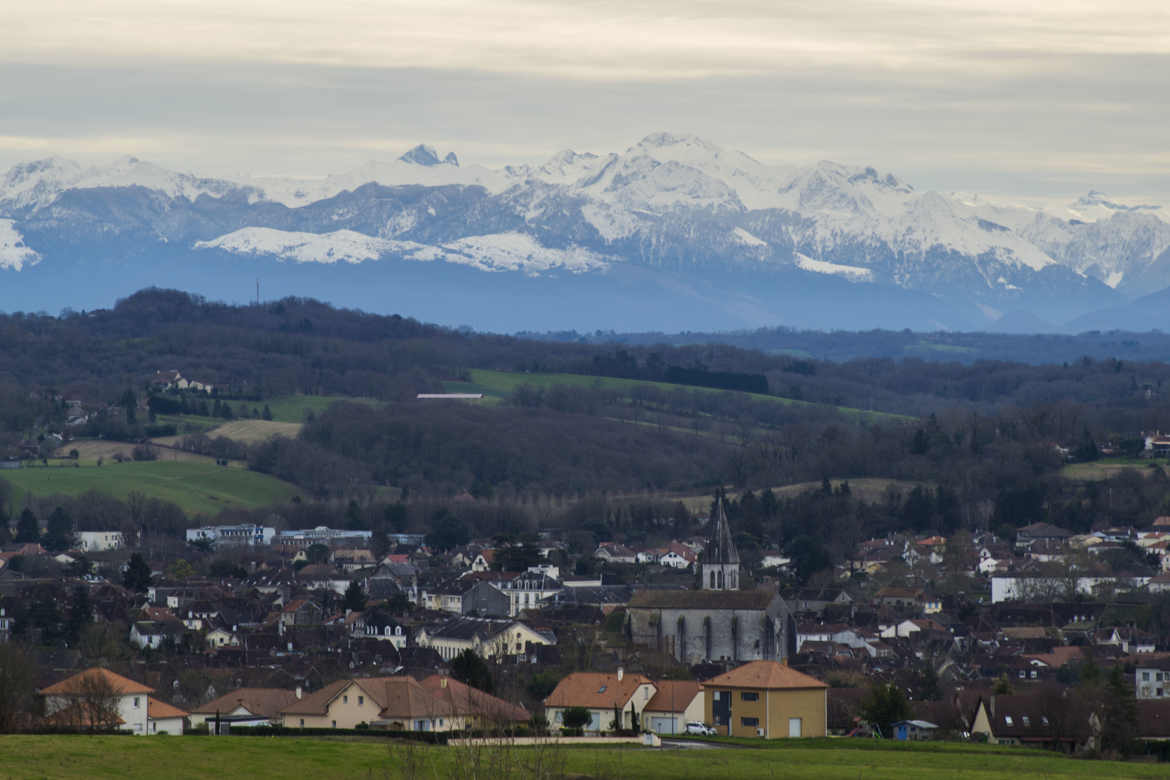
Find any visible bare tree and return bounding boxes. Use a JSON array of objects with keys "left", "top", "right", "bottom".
[
  {"left": 76, "top": 671, "right": 122, "bottom": 732},
  {"left": 0, "top": 644, "right": 36, "bottom": 732}
]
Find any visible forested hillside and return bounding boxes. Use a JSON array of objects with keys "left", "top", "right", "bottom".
[{"left": 3, "top": 288, "right": 1170, "bottom": 582}]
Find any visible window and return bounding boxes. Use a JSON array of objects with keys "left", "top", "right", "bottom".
[
  {"left": 332, "top": 720, "right": 337, "bottom": 728},
  {"left": 741, "top": 692, "right": 759, "bottom": 702},
  {"left": 133, "top": 697, "right": 140, "bottom": 708},
  {"left": 1021, "top": 716, "right": 1030, "bottom": 727},
  {"left": 1144, "top": 672, "right": 1152, "bottom": 681},
  {"left": 343, "top": 695, "right": 348, "bottom": 704},
  {"left": 1004, "top": 716, "right": 1014, "bottom": 726},
  {"left": 741, "top": 717, "right": 759, "bottom": 727},
  {"left": 358, "top": 696, "right": 364, "bottom": 705}
]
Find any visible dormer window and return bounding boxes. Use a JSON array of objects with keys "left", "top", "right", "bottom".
[
  {"left": 1004, "top": 716, "right": 1013, "bottom": 726},
  {"left": 598, "top": 685, "right": 607, "bottom": 693}
]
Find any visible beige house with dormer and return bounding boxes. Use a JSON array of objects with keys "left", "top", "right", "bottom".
[{"left": 279, "top": 675, "right": 528, "bottom": 732}]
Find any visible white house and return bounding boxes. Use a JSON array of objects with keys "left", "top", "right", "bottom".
[
  {"left": 643, "top": 680, "right": 705, "bottom": 735},
  {"left": 40, "top": 668, "right": 186, "bottom": 735},
  {"left": 75, "top": 531, "right": 125, "bottom": 552},
  {"left": 544, "top": 669, "right": 657, "bottom": 733}
]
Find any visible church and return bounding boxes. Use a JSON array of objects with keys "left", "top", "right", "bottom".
[{"left": 627, "top": 498, "right": 795, "bottom": 665}]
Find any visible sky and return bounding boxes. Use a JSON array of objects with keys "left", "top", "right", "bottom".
[{"left": 1, "top": 0, "right": 1168, "bottom": 202}]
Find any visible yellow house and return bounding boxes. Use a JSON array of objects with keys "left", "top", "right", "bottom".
[{"left": 703, "top": 661, "right": 827, "bottom": 738}]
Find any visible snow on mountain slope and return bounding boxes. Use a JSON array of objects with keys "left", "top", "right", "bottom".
[
  {"left": 253, "top": 147, "right": 509, "bottom": 207},
  {"left": 0, "top": 219, "right": 39, "bottom": 270},
  {"left": 439, "top": 233, "right": 611, "bottom": 273},
  {"left": 507, "top": 150, "right": 608, "bottom": 186},
  {"left": 194, "top": 228, "right": 423, "bottom": 264},
  {"left": 731, "top": 227, "right": 768, "bottom": 247},
  {"left": 195, "top": 227, "right": 612, "bottom": 273},
  {"left": 1025, "top": 209, "right": 1170, "bottom": 289},
  {"left": 0, "top": 156, "right": 250, "bottom": 213},
  {"left": 795, "top": 253, "right": 872, "bottom": 281}
]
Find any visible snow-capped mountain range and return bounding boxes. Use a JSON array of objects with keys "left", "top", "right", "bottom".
[{"left": 2, "top": 133, "right": 1168, "bottom": 333}]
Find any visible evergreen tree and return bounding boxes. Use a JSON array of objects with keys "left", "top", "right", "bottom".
[
  {"left": 262, "top": 404, "right": 273, "bottom": 421},
  {"left": 450, "top": 649, "right": 495, "bottom": 694},
  {"left": 345, "top": 500, "right": 362, "bottom": 530},
  {"left": 1100, "top": 665, "right": 1138, "bottom": 756},
  {"left": 0, "top": 507, "right": 11, "bottom": 546},
  {"left": 343, "top": 580, "right": 367, "bottom": 613},
  {"left": 371, "top": 529, "right": 391, "bottom": 560},
  {"left": 123, "top": 553, "right": 152, "bottom": 592},
  {"left": 860, "top": 682, "right": 911, "bottom": 738},
  {"left": 66, "top": 584, "right": 91, "bottom": 646},
  {"left": 42, "top": 506, "right": 74, "bottom": 552},
  {"left": 14, "top": 508, "right": 39, "bottom": 543}
]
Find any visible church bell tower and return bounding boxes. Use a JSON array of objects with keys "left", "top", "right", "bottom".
[{"left": 701, "top": 496, "right": 740, "bottom": 591}]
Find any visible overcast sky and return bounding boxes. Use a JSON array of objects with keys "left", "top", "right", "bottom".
[{"left": 2, "top": 0, "right": 1168, "bottom": 201}]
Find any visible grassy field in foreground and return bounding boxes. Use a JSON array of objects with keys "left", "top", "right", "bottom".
[
  {"left": 457, "top": 369, "right": 910, "bottom": 423},
  {"left": 0, "top": 460, "right": 299, "bottom": 516},
  {"left": 0, "top": 735, "right": 1165, "bottom": 780}
]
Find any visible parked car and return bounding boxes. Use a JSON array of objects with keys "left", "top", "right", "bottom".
[{"left": 684, "top": 722, "right": 716, "bottom": 736}]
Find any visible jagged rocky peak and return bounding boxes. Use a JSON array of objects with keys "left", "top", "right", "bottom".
[
  {"left": 398, "top": 144, "right": 459, "bottom": 167},
  {"left": 1074, "top": 190, "right": 1160, "bottom": 213},
  {"left": 848, "top": 165, "right": 912, "bottom": 192}
]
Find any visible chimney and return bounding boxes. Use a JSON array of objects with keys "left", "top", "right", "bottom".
[
  {"left": 295, "top": 686, "right": 303, "bottom": 700},
  {"left": 617, "top": 667, "right": 624, "bottom": 682}
]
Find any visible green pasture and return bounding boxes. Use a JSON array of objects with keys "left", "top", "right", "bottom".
[
  {"left": 1060, "top": 458, "right": 1167, "bottom": 481},
  {"left": 455, "top": 369, "right": 910, "bottom": 423},
  {"left": 262, "top": 394, "right": 382, "bottom": 423},
  {"left": 0, "top": 460, "right": 299, "bottom": 517},
  {"left": 0, "top": 735, "right": 1164, "bottom": 780}
]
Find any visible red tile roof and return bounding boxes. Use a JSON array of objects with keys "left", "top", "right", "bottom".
[
  {"left": 39, "top": 667, "right": 154, "bottom": 696},
  {"left": 644, "top": 681, "right": 703, "bottom": 713},
  {"left": 703, "top": 661, "right": 827, "bottom": 690},
  {"left": 544, "top": 672, "right": 654, "bottom": 710},
  {"left": 147, "top": 697, "right": 188, "bottom": 719}
]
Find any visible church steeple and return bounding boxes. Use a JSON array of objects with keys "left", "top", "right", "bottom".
[{"left": 702, "top": 494, "right": 740, "bottom": 591}]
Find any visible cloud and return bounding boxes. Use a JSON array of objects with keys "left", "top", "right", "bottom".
[
  {"left": 5, "top": 1, "right": 1169, "bottom": 78},
  {"left": 0, "top": 2, "right": 1167, "bottom": 199}
]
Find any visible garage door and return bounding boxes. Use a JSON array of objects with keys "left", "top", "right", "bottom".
[{"left": 650, "top": 717, "right": 677, "bottom": 735}]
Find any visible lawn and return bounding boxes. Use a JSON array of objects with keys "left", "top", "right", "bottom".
[
  {"left": 0, "top": 460, "right": 299, "bottom": 516},
  {"left": 1060, "top": 458, "right": 1167, "bottom": 481},
  {"left": 456, "top": 369, "right": 910, "bottom": 423},
  {"left": 196, "top": 419, "right": 304, "bottom": 444},
  {"left": 0, "top": 735, "right": 1164, "bottom": 780},
  {"left": 262, "top": 394, "right": 382, "bottom": 423}
]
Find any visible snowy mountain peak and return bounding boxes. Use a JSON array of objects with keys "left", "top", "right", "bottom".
[
  {"left": 399, "top": 144, "right": 459, "bottom": 167},
  {"left": 634, "top": 131, "right": 719, "bottom": 152},
  {"left": 1073, "top": 190, "right": 1161, "bottom": 214}
]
